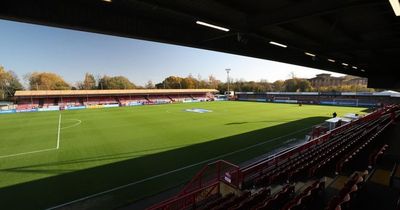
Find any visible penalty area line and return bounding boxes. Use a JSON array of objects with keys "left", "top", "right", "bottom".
[
  {"left": 0, "top": 114, "right": 63, "bottom": 159},
  {"left": 0, "top": 148, "right": 57, "bottom": 159},
  {"left": 61, "top": 119, "right": 82, "bottom": 130},
  {"left": 46, "top": 126, "right": 311, "bottom": 210},
  {"left": 57, "top": 114, "right": 61, "bottom": 149}
]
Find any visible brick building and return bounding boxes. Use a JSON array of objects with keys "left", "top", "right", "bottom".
[{"left": 308, "top": 74, "right": 367, "bottom": 88}]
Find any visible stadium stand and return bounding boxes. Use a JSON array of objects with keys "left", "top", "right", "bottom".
[
  {"left": 83, "top": 97, "right": 119, "bottom": 105},
  {"left": 11, "top": 89, "right": 218, "bottom": 112},
  {"left": 22, "top": 90, "right": 388, "bottom": 113},
  {"left": 368, "top": 144, "right": 389, "bottom": 169},
  {"left": 147, "top": 104, "right": 400, "bottom": 210},
  {"left": 236, "top": 92, "right": 400, "bottom": 107},
  {"left": 59, "top": 97, "right": 83, "bottom": 107},
  {"left": 281, "top": 179, "right": 325, "bottom": 210},
  {"left": 325, "top": 171, "right": 368, "bottom": 210}
]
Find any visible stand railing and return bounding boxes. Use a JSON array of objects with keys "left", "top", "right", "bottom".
[{"left": 147, "top": 160, "right": 239, "bottom": 210}]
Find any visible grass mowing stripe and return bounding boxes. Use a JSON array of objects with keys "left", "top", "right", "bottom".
[{"left": 45, "top": 126, "right": 311, "bottom": 210}]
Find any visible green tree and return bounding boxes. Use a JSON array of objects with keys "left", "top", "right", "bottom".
[
  {"left": 198, "top": 79, "right": 208, "bottom": 89},
  {"left": 98, "top": 75, "right": 135, "bottom": 89},
  {"left": 259, "top": 79, "right": 272, "bottom": 92},
  {"left": 25, "top": 72, "right": 70, "bottom": 90},
  {"left": 181, "top": 75, "right": 197, "bottom": 89},
  {"left": 0, "top": 66, "right": 23, "bottom": 100},
  {"left": 232, "top": 79, "right": 245, "bottom": 92},
  {"left": 79, "top": 73, "right": 96, "bottom": 90},
  {"left": 283, "top": 78, "right": 298, "bottom": 92},
  {"left": 272, "top": 80, "right": 285, "bottom": 91},
  {"left": 161, "top": 76, "right": 183, "bottom": 89},
  {"left": 208, "top": 75, "right": 221, "bottom": 89},
  {"left": 283, "top": 78, "right": 312, "bottom": 92},
  {"left": 297, "top": 79, "right": 313, "bottom": 92},
  {"left": 217, "top": 83, "right": 225, "bottom": 93},
  {"left": 145, "top": 80, "right": 155, "bottom": 89},
  {"left": 155, "top": 82, "right": 164, "bottom": 89}
]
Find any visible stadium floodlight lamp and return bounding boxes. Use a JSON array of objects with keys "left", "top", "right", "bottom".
[
  {"left": 328, "top": 59, "right": 336, "bottom": 63},
  {"left": 102, "top": 0, "right": 112, "bottom": 2},
  {"left": 305, "top": 52, "right": 316, "bottom": 57},
  {"left": 342, "top": 63, "right": 349, "bottom": 66},
  {"left": 269, "top": 41, "right": 287, "bottom": 48},
  {"left": 389, "top": 0, "right": 400, "bottom": 16},
  {"left": 361, "top": 69, "right": 366, "bottom": 72},
  {"left": 352, "top": 66, "right": 358, "bottom": 69},
  {"left": 225, "top": 68, "right": 231, "bottom": 93},
  {"left": 196, "top": 21, "right": 230, "bottom": 32}
]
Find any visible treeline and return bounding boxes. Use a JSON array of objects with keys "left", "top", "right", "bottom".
[
  {"left": 154, "top": 76, "right": 373, "bottom": 93},
  {"left": 0, "top": 66, "right": 141, "bottom": 100},
  {"left": 25, "top": 72, "right": 137, "bottom": 91},
  {"left": 0, "top": 65, "right": 375, "bottom": 100},
  {"left": 217, "top": 78, "right": 374, "bottom": 93},
  {"left": 0, "top": 66, "right": 23, "bottom": 100}
]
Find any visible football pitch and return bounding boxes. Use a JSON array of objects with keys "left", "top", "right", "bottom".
[{"left": 0, "top": 101, "right": 365, "bottom": 209}]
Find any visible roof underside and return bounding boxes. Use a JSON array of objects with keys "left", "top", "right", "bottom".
[{"left": 1, "top": 0, "right": 400, "bottom": 88}]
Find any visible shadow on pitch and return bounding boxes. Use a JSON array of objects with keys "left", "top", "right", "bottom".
[
  {"left": 0, "top": 117, "right": 328, "bottom": 210},
  {"left": 225, "top": 120, "right": 290, "bottom": 125},
  {"left": 0, "top": 144, "right": 193, "bottom": 174}
]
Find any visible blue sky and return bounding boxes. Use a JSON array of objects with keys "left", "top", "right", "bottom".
[{"left": 0, "top": 19, "right": 345, "bottom": 86}]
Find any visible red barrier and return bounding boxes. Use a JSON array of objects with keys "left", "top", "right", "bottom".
[
  {"left": 147, "top": 160, "right": 239, "bottom": 210},
  {"left": 147, "top": 181, "right": 220, "bottom": 210}
]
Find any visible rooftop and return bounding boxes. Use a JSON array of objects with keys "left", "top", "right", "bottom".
[{"left": 14, "top": 89, "right": 218, "bottom": 97}]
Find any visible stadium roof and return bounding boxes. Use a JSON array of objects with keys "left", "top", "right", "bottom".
[
  {"left": 1, "top": 0, "right": 400, "bottom": 88},
  {"left": 14, "top": 89, "right": 218, "bottom": 97},
  {"left": 374, "top": 90, "right": 400, "bottom": 97}
]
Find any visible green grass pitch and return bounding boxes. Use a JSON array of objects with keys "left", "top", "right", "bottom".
[{"left": 0, "top": 101, "right": 365, "bottom": 209}]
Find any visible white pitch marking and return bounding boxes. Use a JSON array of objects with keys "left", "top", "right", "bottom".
[
  {"left": 0, "top": 114, "right": 63, "bottom": 159},
  {"left": 0, "top": 148, "right": 57, "bottom": 159},
  {"left": 45, "top": 126, "right": 311, "bottom": 210},
  {"left": 57, "top": 114, "right": 61, "bottom": 149},
  {"left": 61, "top": 119, "right": 82, "bottom": 130}
]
